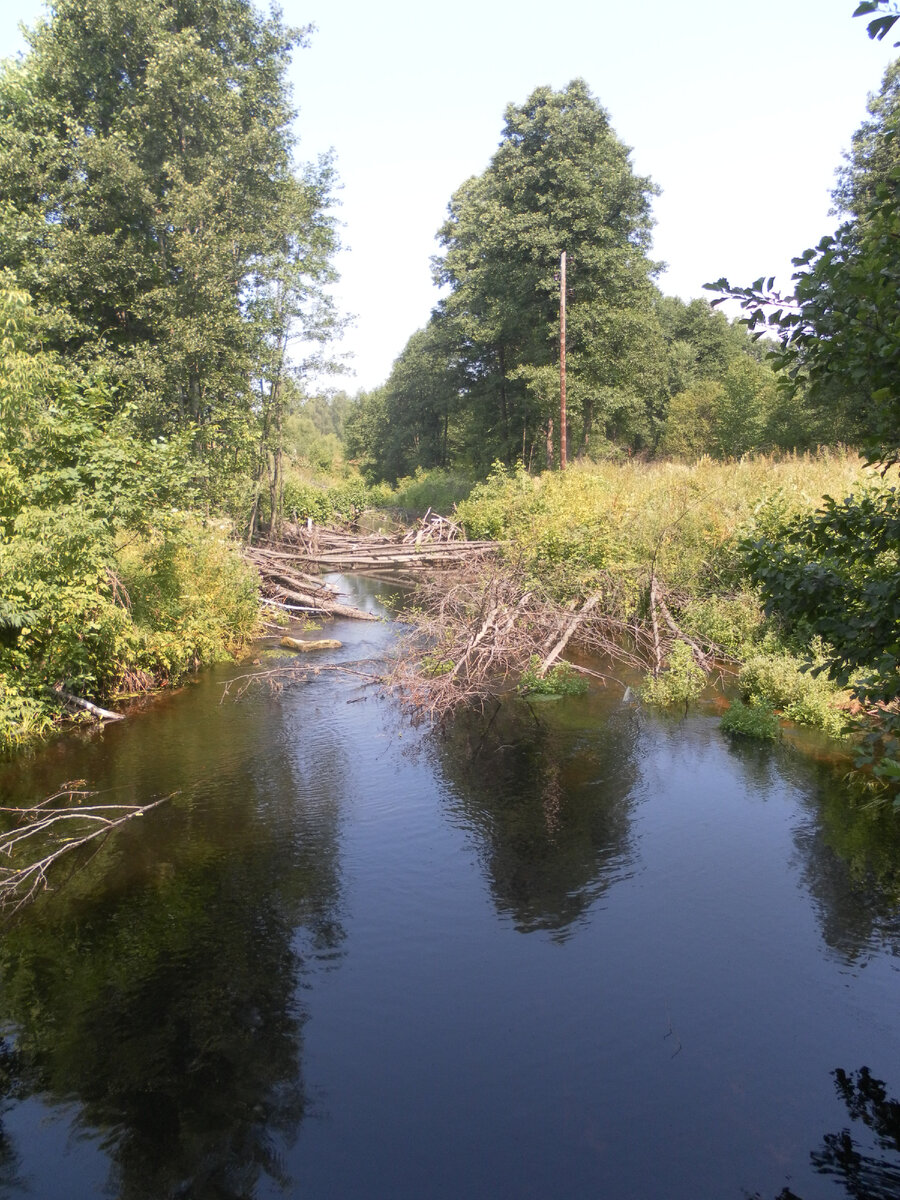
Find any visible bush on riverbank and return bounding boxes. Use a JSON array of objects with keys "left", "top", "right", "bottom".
[
  {"left": 269, "top": 464, "right": 476, "bottom": 527},
  {"left": 0, "top": 516, "right": 260, "bottom": 756},
  {"left": 0, "top": 295, "right": 260, "bottom": 754},
  {"left": 452, "top": 454, "right": 863, "bottom": 737}
]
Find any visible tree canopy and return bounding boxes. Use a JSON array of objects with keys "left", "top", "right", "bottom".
[{"left": 0, "top": 0, "right": 338, "bottom": 445}]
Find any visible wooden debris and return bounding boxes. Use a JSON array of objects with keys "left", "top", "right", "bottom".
[
  {"left": 54, "top": 687, "right": 125, "bottom": 723},
  {"left": 266, "top": 520, "right": 500, "bottom": 571},
  {"left": 538, "top": 594, "right": 601, "bottom": 677},
  {"left": 0, "top": 785, "right": 173, "bottom": 912},
  {"left": 280, "top": 637, "right": 342, "bottom": 652}
]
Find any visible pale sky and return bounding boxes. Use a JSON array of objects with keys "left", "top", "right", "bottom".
[{"left": 1, "top": 0, "right": 898, "bottom": 391}]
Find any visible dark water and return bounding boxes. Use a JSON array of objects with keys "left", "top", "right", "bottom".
[{"left": 0, "top": 577, "right": 899, "bottom": 1200}]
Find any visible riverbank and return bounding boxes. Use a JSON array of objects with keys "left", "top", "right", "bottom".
[
  {"left": 1, "top": 451, "right": 877, "bottom": 772},
  {"left": 388, "top": 453, "right": 873, "bottom": 753}
]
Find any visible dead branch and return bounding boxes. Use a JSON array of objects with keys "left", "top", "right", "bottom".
[
  {"left": 648, "top": 574, "right": 663, "bottom": 679},
  {"left": 54, "top": 687, "right": 125, "bottom": 722},
  {"left": 0, "top": 785, "right": 173, "bottom": 913},
  {"left": 539, "top": 594, "right": 601, "bottom": 677},
  {"left": 220, "top": 659, "right": 385, "bottom": 703},
  {"left": 656, "top": 590, "right": 714, "bottom": 670}
]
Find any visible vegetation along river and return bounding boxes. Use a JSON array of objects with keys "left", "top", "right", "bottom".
[{"left": 0, "top": 576, "right": 898, "bottom": 1200}]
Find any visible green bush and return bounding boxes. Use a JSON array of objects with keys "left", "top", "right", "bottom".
[
  {"left": 681, "top": 591, "right": 770, "bottom": 658},
  {"left": 391, "top": 468, "right": 476, "bottom": 515},
  {"left": 720, "top": 697, "right": 781, "bottom": 740},
  {"left": 518, "top": 656, "right": 588, "bottom": 697},
  {"left": 119, "top": 518, "right": 259, "bottom": 686},
  {"left": 641, "top": 641, "right": 706, "bottom": 708},
  {"left": 738, "top": 650, "right": 847, "bottom": 737}
]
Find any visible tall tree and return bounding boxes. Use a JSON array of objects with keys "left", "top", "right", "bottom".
[
  {"left": 0, "top": 0, "right": 338, "bottom": 450},
  {"left": 433, "top": 79, "right": 663, "bottom": 467}
]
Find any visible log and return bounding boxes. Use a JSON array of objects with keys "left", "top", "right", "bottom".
[
  {"left": 56, "top": 688, "right": 125, "bottom": 722},
  {"left": 656, "top": 592, "right": 713, "bottom": 670},
  {"left": 648, "top": 575, "right": 663, "bottom": 678},
  {"left": 267, "top": 584, "right": 379, "bottom": 622},
  {"left": 280, "top": 637, "right": 343, "bottom": 652}
]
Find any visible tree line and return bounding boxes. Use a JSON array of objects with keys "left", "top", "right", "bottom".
[{"left": 344, "top": 79, "right": 864, "bottom": 483}]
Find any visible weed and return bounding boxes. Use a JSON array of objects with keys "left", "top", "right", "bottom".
[{"left": 641, "top": 641, "right": 706, "bottom": 708}]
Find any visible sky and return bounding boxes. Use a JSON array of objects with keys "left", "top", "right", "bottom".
[{"left": 1, "top": 0, "right": 898, "bottom": 392}]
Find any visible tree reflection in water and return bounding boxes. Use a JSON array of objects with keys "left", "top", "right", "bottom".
[
  {"left": 433, "top": 698, "right": 640, "bottom": 938},
  {"left": 0, "top": 746, "right": 345, "bottom": 1200},
  {"left": 753, "top": 1068, "right": 900, "bottom": 1200}
]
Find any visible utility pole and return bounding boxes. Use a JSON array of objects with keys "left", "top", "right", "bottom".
[{"left": 559, "top": 250, "right": 567, "bottom": 470}]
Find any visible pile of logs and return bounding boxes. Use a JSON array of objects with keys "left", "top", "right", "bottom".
[
  {"left": 245, "top": 544, "right": 379, "bottom": 621},
  {"left": 271, "top": 519, "right": 499, "bottom": 572}
]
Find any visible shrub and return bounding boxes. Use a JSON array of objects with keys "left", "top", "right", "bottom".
[
  {"left": 641, "top": 641, "right": 705, "bottom": 708},
  {"left": 391, "top": 468, "right": 476, "bottom": 515},
  {"left": 720, "top": 697, "right": 781, "bottom": 740},
  {"left": 518, "top": 656, "right": 588, "bottom": 697},
  {"left": 738, "top": 650, "right": 847, "bottom": 738}
]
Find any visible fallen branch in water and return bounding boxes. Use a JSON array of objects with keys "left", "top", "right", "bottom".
[
  {"left": 0, "top": 784, "right": 173, "bottom": 913},
  {"left": 220, "top": 659, "right": 385, "bottom": 703},
  {"left": 384, "top": 557, "right": 729, "bottom": 723},
  {"left": 539, "top": 594, "right": 601, "bottom": 677},
  {"left": 53, "top": 687, "right": 125, "bottom": 722}
]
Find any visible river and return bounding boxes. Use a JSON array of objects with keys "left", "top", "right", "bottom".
[{"left": 0, "top": 576, "right": 898, "bottom": 1200}]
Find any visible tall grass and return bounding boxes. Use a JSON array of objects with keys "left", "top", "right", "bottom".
[{"left": 454, "top": 452, "right": 870, "bottom": 736}]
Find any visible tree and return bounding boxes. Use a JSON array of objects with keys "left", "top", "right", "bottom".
[
  {"left": 707, "top": 37, "right": 900, "bottom": 796},
  {"left": 0, "top": 0, "right": 338, "bottom": 459},
  {"left": 433, "top": 79, "right": 664, "bottom": 467},
  {"left": 344, "top": 318, "right": 464, "bottom": 482}
]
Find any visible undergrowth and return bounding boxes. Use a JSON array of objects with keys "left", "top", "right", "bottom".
[{"left": 453, "top": 454, "right": 867, "bottom": 739}]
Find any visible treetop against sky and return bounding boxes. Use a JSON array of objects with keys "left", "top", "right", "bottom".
[{"left": 1, "top": 0, "right": 896, "bottom": 391}]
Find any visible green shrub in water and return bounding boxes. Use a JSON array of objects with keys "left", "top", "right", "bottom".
[
  {"left": 738, "top": 649, "right": 847, "bottom": 738},
  {"left": 720, "top": 697, "right": 781, "bottom": 740},
  {"left": 518, "top": 656, "right": 588, "bottom": 697},
  {"left": 641, "top": 641, "right": 705, "bottom": 708}
]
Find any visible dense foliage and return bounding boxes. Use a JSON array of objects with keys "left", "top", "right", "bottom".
[
  {"left": 707, "top": 30, "right": 900, "bottom": 796},
  {"left": 0, "top": 289, "right": 260, "bottom": 752},
  {"left": 0, "top": 0, "right": 341, "bottom": 751}
]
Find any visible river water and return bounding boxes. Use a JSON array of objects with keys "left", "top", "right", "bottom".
[{"left": 0, "top": 577, "right": 898, "bottom": 1200}]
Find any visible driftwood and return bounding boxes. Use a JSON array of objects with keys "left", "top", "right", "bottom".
[
  {"left": 280, "top": 637, "right": 342, "bottom": 652},
  {"left": 385, "top": 555, "right": 731, "bottom": 723},
  {"left": 246, "top": 545, "right": 380, "bottom": 622},
  {"left": 266, "top": 521, "right": 500, "bottom": 572},
  {"left": 538, "top": 594, "right": 601, "bottom": 677}
]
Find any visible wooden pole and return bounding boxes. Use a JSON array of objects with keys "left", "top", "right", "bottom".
[{"left": 560, "top": 250, "right": 567, "bottom": 470}]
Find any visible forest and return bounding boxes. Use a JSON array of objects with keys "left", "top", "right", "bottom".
[{"left": 1, "top": 0, "right": 898, "bottom": 801}]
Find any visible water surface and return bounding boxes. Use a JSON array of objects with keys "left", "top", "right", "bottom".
[{"left": 0, "top": 577, "right": 898, "bottom": 1199}]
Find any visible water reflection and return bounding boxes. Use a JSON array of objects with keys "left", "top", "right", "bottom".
[
  {"left": 433, "top": 696, "right": 640, "bottom": 938},
  {"left": 719, "top": 728, "right": 900, "bottom": 964},
  {"left": 752, "top": 1067, "right": 900, "bottom": 1200},
  {"left": 794, "top": 787, "right": 900, "bottom": 965},
  {"left": 0, "top": 677, "right": 347, "bottom": 1200}
]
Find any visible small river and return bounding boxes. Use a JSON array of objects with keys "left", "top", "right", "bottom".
[{"left": 0, "top": 577, "right": 898, "bottom": 1200}]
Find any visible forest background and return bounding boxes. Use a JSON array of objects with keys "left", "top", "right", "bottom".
[{"left": 1, "top": 0, "right": 899, "bottom": 800}]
